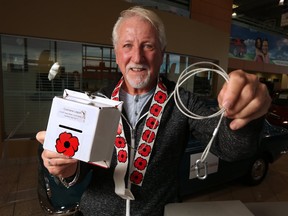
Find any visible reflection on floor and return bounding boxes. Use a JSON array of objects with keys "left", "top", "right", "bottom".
[
  {"left": 183, "top": 154, "right": 288, "bottom": 203},
  {"left": 1, "top": 154, "right": 288, "bottom": 215}
]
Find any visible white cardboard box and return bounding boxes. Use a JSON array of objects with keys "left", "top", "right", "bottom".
[{"left": 43, "top": 89, "right": 123, "bottom": 168}]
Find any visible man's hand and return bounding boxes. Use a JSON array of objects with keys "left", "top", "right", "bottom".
[
  {"left": 218, "top": 70, "right": 271, "bottom": 130},
  {"left": 36, "top": 131, "right": 78, "bottom": 178}
]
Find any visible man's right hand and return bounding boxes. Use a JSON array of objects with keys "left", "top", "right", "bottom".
[{"left": 36, "top": 131, "right": 79, "bottom": 178}]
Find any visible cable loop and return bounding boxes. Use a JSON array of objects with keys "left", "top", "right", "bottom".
[
  {"left": 173, "top": 61, "right": 229, "bottom": 120},
  {"left": 171, "top": 61, "right": 230, "bottom": 179}
]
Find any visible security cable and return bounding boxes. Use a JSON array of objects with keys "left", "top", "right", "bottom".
[{"left": 168, "top": 61, "right": 230, "bottom": 179}]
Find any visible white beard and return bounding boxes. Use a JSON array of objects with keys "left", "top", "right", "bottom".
[
  {"left": 126, "top": 72, "right": 150, "bottom": 89},
  {"left": 125, "top": 64, "right": 151, "bottom": 89}
]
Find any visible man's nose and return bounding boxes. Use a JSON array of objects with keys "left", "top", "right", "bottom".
[{"left": 131, "top": 47, "right": 143, "bottom": 63}]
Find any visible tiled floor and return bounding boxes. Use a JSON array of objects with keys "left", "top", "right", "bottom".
[
  {"left": 1, "top": 154, "right": 288, "bottom": 216},
  {"left": 0, "top": 157, "right": 42, "bottom": 216}
]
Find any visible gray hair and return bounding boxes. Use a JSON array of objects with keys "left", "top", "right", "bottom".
[{"left": 112, "top": 6, "right": 167, "bottom": 51}]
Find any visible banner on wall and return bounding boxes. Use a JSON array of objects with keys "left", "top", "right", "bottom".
[{"left": 229, "top": 23, "right": 288, "bottom": 66}]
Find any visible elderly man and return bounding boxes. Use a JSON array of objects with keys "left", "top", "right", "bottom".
[{"left": 37, "top": 6, "right": 271, "bottom": 216}]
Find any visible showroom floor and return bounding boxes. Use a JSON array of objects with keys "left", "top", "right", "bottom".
[
  {"left": 1, "top": 153, "right": 288, "bottom": 216},
  {"left": 183, "top": 153, "right": 288, "bottom": 203}
]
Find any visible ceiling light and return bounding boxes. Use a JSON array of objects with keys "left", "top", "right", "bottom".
[{"left": 279, "top": 0, "right": 285, "bottom": 6}]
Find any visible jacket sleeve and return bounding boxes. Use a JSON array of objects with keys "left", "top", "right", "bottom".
[
  {"left": 185, "top": 90, "right": 265, "bottom": 162},
  {"left": 211, "top": 116, "right": 264, "bottom": 161}
]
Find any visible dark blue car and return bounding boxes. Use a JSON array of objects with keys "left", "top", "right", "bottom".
[{"left": 179, "top": 120, "right": 288, "bottom": 197}]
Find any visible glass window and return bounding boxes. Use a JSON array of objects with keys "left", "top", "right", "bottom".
[
  {"left": 164, "top": 52, "right": 217, "bottom": 96},
  {"left": 2, "top": 36, "right": 32, "bottom": 137},
  {"left": 0, "top": 36, "right": 120, "bottom": 138},
  {"left": 1, "top": 35, "right": 218, "bottom": 138},
  {"left": 82, "top": 45, "right": 121, "bottom": 92},
  {"left": 57, "top": 41, "right": 82, "bottom": 73}
]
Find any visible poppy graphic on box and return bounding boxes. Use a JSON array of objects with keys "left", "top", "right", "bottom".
[{"left": 55, "top": 132, "right": 79, "bottom": 157}]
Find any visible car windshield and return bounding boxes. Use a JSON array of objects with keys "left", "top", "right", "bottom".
[{"left": 273, "top": 91, "right": 288, "bottom": 105}]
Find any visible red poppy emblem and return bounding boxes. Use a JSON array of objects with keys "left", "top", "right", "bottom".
[
  {"left": 115, "top": 136, "right": 126, "bottom": 148},
  {"left": 130, "top": 170, "right": 143, "bottom": 185},
  {"left": 138, "top": 143, "right": 152, "bottom": 157},
  {"left": 117, "top": 150, "right": 127, "bottom": 163},
  {"left": 55, "top": 132, "right": 79, "bottom": 157},
  {"left": 134, "top": 157, "right": 147, "bottom": 170},
  {"left": 146, "top": 117, "right": 159, "bottom": 129},
  {"left": 142, "top": 130, "right": 155, "bottom": 143},
  {"left": 154, "top": 91, "right": 167, "bottom": 104},
  {"left": 150, "top": 104, "right": 162, "bottom": 117}
]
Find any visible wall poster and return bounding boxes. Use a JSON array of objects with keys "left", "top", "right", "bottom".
[{"left": 230, "top": 22, "right": 288, "bottom": 66}]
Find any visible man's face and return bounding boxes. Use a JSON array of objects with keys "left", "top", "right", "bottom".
[{"left": 114, "top": 16, "right": 164, "bottom": 94}]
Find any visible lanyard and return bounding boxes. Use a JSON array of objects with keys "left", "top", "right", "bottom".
[{"left": 111, "top": 77, "right": 169, "bottom": 200}]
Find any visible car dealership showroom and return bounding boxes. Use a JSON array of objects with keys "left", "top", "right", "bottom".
[{"left": 1, "top": 0, "right": 288, "bottom": 215}]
